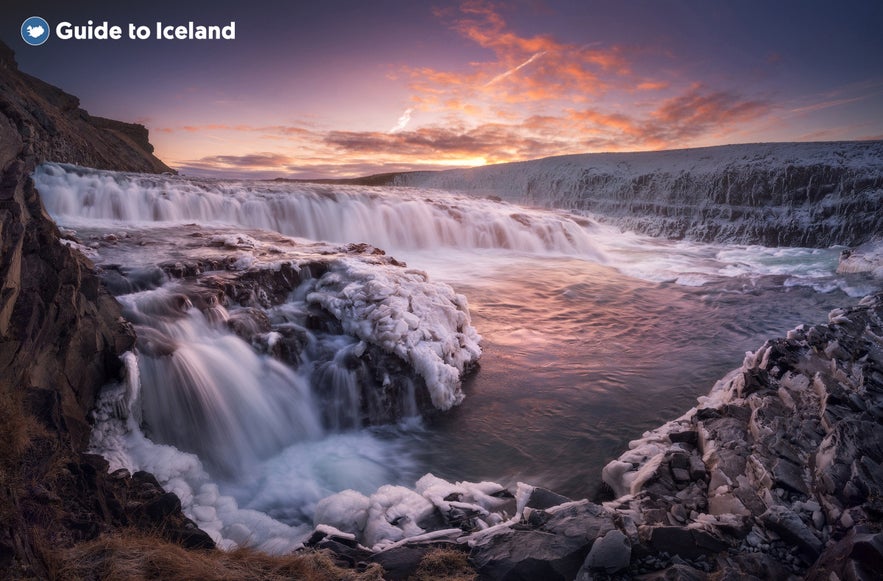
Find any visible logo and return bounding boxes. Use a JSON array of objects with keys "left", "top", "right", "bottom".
[{"left": 21, "top": 16, "right": 50, "bottom": 46}]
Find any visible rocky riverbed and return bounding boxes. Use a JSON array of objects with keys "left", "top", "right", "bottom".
[
  {"left": 301, "top": 292, "right": 883, "bottom": 579},
  {"left": 1, "top": 36, "right": 881, "bottom": 579}
]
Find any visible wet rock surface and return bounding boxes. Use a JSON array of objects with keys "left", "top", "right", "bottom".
[{"left": 0, "top": 41, "right": 200, "bottom": 578}]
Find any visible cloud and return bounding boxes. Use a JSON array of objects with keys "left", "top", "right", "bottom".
[
  {"left": 649, "top": 87, "right": 769, "bottom": 142},
  {"left": 406, "top": 0, "right": 640, "bottom": 113},
  {"left": 160, "top": 1, "right": 783, "bottom": 178},
  {"left": 325, "top": 124, "right": 563, "bottom": 163},
  {"left": 179, "top": 152, "right": 294, "bottom": 175},
  {"left": 389, "top": 108, "right": 414, "bottom": 133},
  {"left": 789, "top": 96, "right": 867, "bottom": 115},
  {"left": 565, "top": 86, "right": 770, "bottom": 150}
]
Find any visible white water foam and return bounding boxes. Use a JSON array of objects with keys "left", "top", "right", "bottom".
[
  {"left": 44, "top": 160, "right": 876, "bottom": 555},
  {"left": 35, "top": 163, "right": 606, "bottom": 259},
  {"left": 35, "top": 163, "right": 871, "bottom": 296}
]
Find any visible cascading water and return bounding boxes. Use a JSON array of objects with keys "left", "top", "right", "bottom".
[
  {"left": 34, "top": 162, "right": 880, "bottom": 552},
  {"left": 118, "top": 285, "right": 324, "bottom": 476},
  {"left": 35, "top": 162, "right": 605, "bottom": 258}
]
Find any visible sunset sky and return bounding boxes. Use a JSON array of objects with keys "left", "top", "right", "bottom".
[{"left": 4, "top": 0, "right": 883, "bottom": 178}]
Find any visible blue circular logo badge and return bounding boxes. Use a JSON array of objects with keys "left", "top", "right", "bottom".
[{"left": 21, "top": 17, "right": 51, "bottom": 46}]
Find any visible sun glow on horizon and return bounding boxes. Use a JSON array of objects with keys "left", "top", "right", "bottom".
[{"left": 133, "top": 0, "right": 883, "bottom": 179}]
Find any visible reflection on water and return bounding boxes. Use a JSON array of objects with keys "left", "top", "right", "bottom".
[{"left": 407, "top": 255, "right": 855, "bottom": 498}]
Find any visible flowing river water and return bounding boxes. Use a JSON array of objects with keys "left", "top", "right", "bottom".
[{"left": 34, "top": 163, "right": 879, "bottom": 550}]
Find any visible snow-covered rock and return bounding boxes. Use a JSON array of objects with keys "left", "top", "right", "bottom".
[{"left": 395, "top": 141, "right": 883, "bottom": 248}]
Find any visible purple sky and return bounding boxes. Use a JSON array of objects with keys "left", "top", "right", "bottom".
[{"left": 5, "top": 0, "right": 883, "bottom": 177}]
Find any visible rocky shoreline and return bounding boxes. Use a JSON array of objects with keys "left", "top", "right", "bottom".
[
  {"left": 302, "top": 293, "right": 882, "bottom": 579},
  {"left": 1, "top": 37, "right": 881, "bottom": 579}
]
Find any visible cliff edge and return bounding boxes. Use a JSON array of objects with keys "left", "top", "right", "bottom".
[{"left": 0, "top": 40, "right": 207, "bottom": 579}]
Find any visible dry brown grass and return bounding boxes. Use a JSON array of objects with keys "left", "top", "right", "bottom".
[
  {"left": 0, "top": 387, "right": 46, "bottom": 516},
  {"left": 410, "top": 548, "right": 478, "bottom": 581},
  {"left": 57, "top": 530, "right": 385, "bottom": 581},
  {"left": 0, "top": 389, "right": 38, "bottom": 472}
]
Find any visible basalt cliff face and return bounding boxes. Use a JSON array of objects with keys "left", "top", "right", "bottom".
[{"left": 0, "top": 41, "right": 210, "bottom": 578}]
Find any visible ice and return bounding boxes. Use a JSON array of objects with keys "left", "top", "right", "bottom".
[
  {"left": 88, "top": 356, "right": 311, "bottom": 553},
  {"left": 314, "top": 490, "right": 371, "bottom": 535},
  {"left": 307, "top": 258, "right": 482, "bottom": 410},
  {"left": 393, "top": 141, "right": 883, "bottom": 248},
  {"left": 313, "top": 473, "right": 517, "bottom": 550}
]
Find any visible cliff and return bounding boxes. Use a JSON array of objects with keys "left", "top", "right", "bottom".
[
  {"left": 0, "top": 41, "right": 208, "bottom": 578},
  {"left": 393, "top": 142, "right": 883, "bottom": 248}
]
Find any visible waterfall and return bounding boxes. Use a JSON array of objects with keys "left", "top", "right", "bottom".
[
  {"left": 118, "top": 286, "right": 325, "bottom": 476},
  {"left": 34, "top": 162, "right": 605, "bottom": 258}
]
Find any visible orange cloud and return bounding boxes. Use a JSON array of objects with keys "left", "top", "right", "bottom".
[
  {"left": 405, "top": 0, "right": 641, "bottom": 114},
  {"left": 159, "top": 1, "right": 780, "bottom": 178}
]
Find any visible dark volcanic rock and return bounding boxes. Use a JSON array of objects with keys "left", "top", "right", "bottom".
[
  {"left": 600, "top": 292, "right": 883, "bottom": 578},
  {"left": 579, "top": 529, "right": 631, "bottom": 575},
  {"left": 0, "top": 40, "right": 205, "bottom": 578},
  {"left": 469, "top": 501, "right": 618, "bottom": 580}
]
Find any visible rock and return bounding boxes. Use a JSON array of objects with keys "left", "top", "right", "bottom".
[
  {"left": 807, "top": 531, "right": 883, "bottom": 581},
  {"left": 645, "top": 526, "right": 729, "bottom": 560},
  {"left": 715, "top": 552, "right": 792, "bottom": 580},
  {"left": 770, "top": 457, "right": 809, "bottom": 496},
  {"left": 524, "top": 487, "right": 572, "bottom": 511},
  {"left": 370, "top": 542, "right": 464, "bottom": 581},
  {"left": 579, "top": 529, "right": 631, "bottom": 575},
  {"left": 761, "top": 506, "right": 823, "bottom": 563},
  {"left": 634, "top": 562, "right": 707, "bottom": 580},
  {"left": 469, "top": 501, "right": 616, "bottom": 580},
  {"left": 0, "top": 39, "right": 209, "bottom": 578}
]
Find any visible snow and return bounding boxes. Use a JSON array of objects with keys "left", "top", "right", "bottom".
[
  {"left": 307, "top": 258, "right": 482, "bottom": 410},
  {"left": 393, "top": 141, "right": 883, "bottom": 248},
  {"left": 313, "top": 473, "right": 517, "bottom": 551}
]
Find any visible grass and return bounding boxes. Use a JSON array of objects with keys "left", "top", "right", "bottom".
[
  {"left": 411, "top": 549, "right": 478, "bottom": 581},
  {"left": 58, "top": 530, "right": 386, "bottom": 581}
]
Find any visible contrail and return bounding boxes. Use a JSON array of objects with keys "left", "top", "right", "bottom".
[{"left": 485, "top": 51, "right": 546, "bottom": 86}]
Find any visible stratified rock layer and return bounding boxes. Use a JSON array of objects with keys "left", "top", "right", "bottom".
[
  {"left": 596, "top": 291, "right": 883, "bottom": 578},
  {"left": 0, "top": 40, "right": 202, "bottom": 578},
  {"left": 394, "top": 141, "right": 883, "bottom": 248}
]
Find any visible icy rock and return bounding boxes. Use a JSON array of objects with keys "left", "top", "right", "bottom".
[
  {"left": 837, "top": 240, "right": 883, "bottom": 275},
  {"left": 395, "top": 142, "right": 883, "bottom": 248},
  {"left": 469, "top": 501, "right": 617, "bottom": 580},
  {"left": 307, "top": 259, "right": 482, "bottom": 411}
]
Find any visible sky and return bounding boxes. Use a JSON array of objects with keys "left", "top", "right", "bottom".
[{"left": 4, "top": 0, "right": 883, "bottom": 178}]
